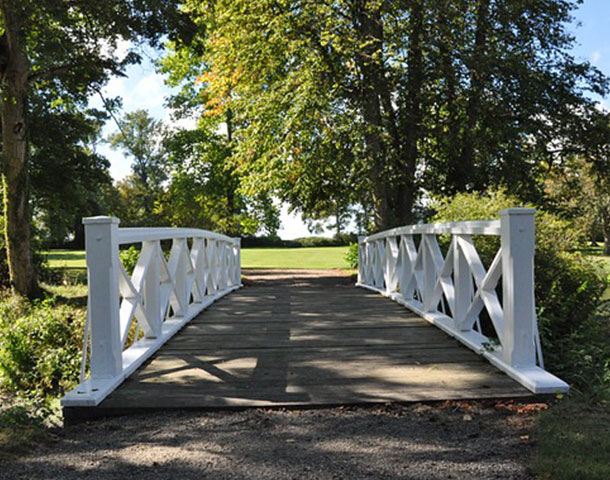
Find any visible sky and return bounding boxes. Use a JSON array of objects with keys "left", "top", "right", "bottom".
[{"left": 91, "top": 0, "right": 610, "bottom": 239}]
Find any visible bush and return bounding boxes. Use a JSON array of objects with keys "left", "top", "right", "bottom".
[
  {"left": 345, "top": 243, "right": 359, "bottom": 269},
  {"left": 431, "top": 189, "right": 609, "bottom": 394},
  {"left": 0, "top": 293, "right": 85, "bottom": 399},
  {"left": 119, "top": 245, "right": 140, "bottom": 275}
]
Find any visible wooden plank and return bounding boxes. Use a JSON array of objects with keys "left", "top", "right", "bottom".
[
  {"left": 174, "top": 326, "right": 446, "bottom": 338},
  {"left": 90, "top": 271, "right": 530, "bottom": 414}
]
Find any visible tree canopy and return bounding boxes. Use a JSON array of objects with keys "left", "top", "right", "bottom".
[
  {"left": 165, "top": 0, "right": 608, "bottom": 232},
  {"left": 1, "top": 0, "right": 610, "bottom": 297},
  {"left": 0, "top": 0, "right": 188, "bottom": 296}
]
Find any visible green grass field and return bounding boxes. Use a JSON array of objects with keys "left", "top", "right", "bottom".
[
  {"left": 242, "top": 246, "right": 349, "bottom": 269},
  {"left": 44, "top": 250, "right": 86, "bottom": 269},
  {"left": 44, "top": 246, "right": 351, "bottom": 271}
]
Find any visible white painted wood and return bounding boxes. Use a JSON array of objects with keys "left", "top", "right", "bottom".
[
  {"left": 453, "top": 236, "right": 472, "bottom": 331},
  {"left": 365, "top": 219, "right": 501, "bottom": 241},
  {"left": 82, "top": 216, "right": 122, "bottom": 381},
  {"left": 422, "top": 234, "right": 438, "bottom": 312},
  {"left": 384, "top": 236, "right": 399, "bottom": 294},
  {"left": 500, "top": 208, "right": 537, "bottom": 368},
  {"left": 357, "top": 212, "right": 569, "bottom": 394},
  {"left": 143, "top": 241, "right": 162, "bottom": 336},
  {"left": 357, "top": 236, "right": 365, "bottom": 284},
  {"left": 61, "top": 217, "right": 242, "bottom": 407},
  {"left": 117, "top": 227, "right": 236, "bottom": 244}
]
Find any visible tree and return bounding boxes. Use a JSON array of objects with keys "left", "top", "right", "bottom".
[
  {"left": 29, "top": 93, "right": 113, "bottom": 248},
  {"left": 169, "top": 0, "right": 607, "bottom": 233},
  {"left": 160, "top": 36, "right": 280, "bottom": 237},
  {"left": 543, "top": 110, "right": 610, "bottom": 254},
  {"left": 159, "top": 127, "right": 280, "bottom": 236},
  {"left": 0, "top": 0, "right": 187, "bottom": 297},
  {"left": 108, "top": 110, "right": 168, "bottom": 225}
]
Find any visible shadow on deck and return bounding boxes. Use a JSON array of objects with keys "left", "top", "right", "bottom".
[{"left": 65, "top": 270, "right": 530, "bottom": 423}]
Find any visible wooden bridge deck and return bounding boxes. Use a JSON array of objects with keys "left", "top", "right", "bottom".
[{"left": 69, "top": 270, "right": 529, "bottom": 418}]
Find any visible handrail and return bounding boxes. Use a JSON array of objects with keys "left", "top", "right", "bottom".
[
  {"left": 357, "top": 208, "right": 568, "bottom": 394},
  {"left": 365, "top": 219, "right": 501, "bottom": 241},
  {"left": 61, "top": 216, "right": 242, "bottom": 407},
  {"left": 118, "top": 227, "right": 237, "bottom": 244}
]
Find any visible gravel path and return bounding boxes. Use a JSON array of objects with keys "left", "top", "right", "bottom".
[{"left": 0, "top": 401, "right": 538, "bottom": 480}]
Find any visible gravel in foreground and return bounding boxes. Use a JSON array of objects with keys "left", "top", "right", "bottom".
[{"left": 0, "top": 401, "right": 538, "bottom": 480}]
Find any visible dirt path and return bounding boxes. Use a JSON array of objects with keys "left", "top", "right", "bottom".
[{"left": 1, "top": 401, "right": 538, "bottom": 480}]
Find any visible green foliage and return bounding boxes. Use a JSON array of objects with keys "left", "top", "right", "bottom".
[
  {"left": 345, "top": 243, "right": 359, "bottom": 269},
  {"left": 0, "top": 293, "right": 84, "bottom": 399},
  {"left": 292, "top": 236, "right": 351, "bottom": 247},
  {"left": 241, "top": 235, "right": 353, "bottom": 248},
  {"left": 431, "top": 189, "right": 608, "bottom": 392},
  {"left": 119, "top": 246, "right": 140, "bottom": 276},
  {"left": 107, "top": 110, "right": 168, "bottom": 227},
  {"left": 29, "top": 94, "right": 113, "bottom": 249},
  {"left": 168, "top": 0, "right": 608, "bottom": 230},
  {"left": 158, "top": 127, "right": 281, "bottom": 236}
]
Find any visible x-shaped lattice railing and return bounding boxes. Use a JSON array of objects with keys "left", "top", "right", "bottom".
[
  {"left": 357, "top": 209, "right": 568, "bottom": 394},
  {"left": 62, "top": 218, "right": 242, "bottom": 407}
]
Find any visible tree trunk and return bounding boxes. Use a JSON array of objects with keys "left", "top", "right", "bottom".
[
  {"left": 0, "top": 1, "right": 39, "bottom": 298},
  {"left": 399, "top": 0, "right": 425, "bottom": 225},
  {"left": 457, "top": 0, "right": 490, "bottom": 191},
  {"left": 602, "top": 209, "right": 610, "bottom": 256},
  {"left": 352, "top": 1, "right": 399, "bottom": 231},
  {"left": 436, "top": 0, "right": 460, "bottom": 192}
]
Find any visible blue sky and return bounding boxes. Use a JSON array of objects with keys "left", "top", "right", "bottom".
[{"left": 93, "top": 0, "right": 610, "bottom": 238}]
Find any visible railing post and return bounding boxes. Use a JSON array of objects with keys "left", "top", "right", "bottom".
[
  {"left": 234, "top": 238, "right": 242, "bottom": 286},
  {"left": 384, "top": 236, "right": 399, "bottom": 294},
  {"left": 422, "top": 234, "right": 436, "bottom": 312},
  {"left": 500, "top": 208, "right": 537, "bottom": 368},
  {"left": 83, "top": 216, "right": 122, "bottom": 380},
  {"left": 454, "top": 236, "right": 473, "bottom": 331},
  {"left": 143, "top": 241, "right": 161, "bottom": 337},
  {"left": 357, "top": 236, "right": 365, "bottom": 284}
]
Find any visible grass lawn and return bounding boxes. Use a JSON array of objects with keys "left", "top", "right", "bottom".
[
  {"left": 44, "top": 250, "right": 86, "bottom": 269},
  {"left": 531, "top": 398, "right": 610, "bottom": 480},
  {"left": 43, "top": 246, "right": 351, "bottom": 271},
  {"left": 241, "top": 246, "right": 350, "bottom": 269}
]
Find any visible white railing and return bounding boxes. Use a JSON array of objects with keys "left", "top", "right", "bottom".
[
  {"left": 357, "top": 208, "right": 568, "bottom": 394},
  {"left": 61, "top": 216, "right": 242, "bottom": 407}
]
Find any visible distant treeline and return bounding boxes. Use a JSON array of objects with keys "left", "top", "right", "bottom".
[{"left": 242, "top": 234, "right": 357, "bottom": 249}]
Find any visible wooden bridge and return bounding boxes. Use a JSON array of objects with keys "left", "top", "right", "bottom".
[{"left": 62, "top": 212, "right": 568, "bottom": 421}]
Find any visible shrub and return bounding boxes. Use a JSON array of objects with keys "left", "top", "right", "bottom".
[
  {"left": 119, "top": 245, "right": 140, "bottom": 275},
  {"left": 0, "top": 293, "right": 85, "bottom": 399},
  {"left": 292, "top": 236, "right": 342, "bottom": 247},
  {"left": 345, "top": 243, "right": 359, "bottom": 269},
  {"left": 430, "top": 189, "right": 609, "bottom": 393}
]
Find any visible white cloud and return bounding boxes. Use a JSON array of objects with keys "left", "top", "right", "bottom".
[
  {"left": 277, "top": 205, "right": 314, "bottom": 239},
  {"left": 171, "top": 114, "right": 199, "bottom": 130},
  {"left": 595, "top": 99, "right": 608, "bottom": 112},
  {"left": 96, "top": 143, "right": 132, "bottom": 181},
  {"left": 102, "top": 75, "right": 127, "bottom": 100},
  {"left": 276, "top": 204, "right": 336, "bottom": 239},
  {"left": 99, "top": 38, "right": 132, "bottom": 62},
  {"left": 591, "top": 51, "right": 602, "bottom": 64}
]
